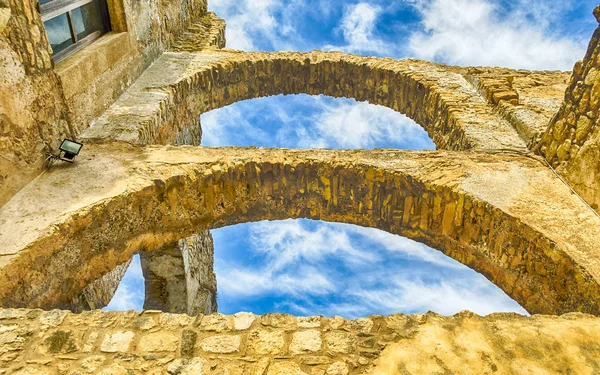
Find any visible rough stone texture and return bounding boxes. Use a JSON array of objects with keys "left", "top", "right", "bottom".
[
  {"left": 141, "top": 244, "right": 188, "bottom": 313},
  {"left": 537, "top": 12, "right": 600, "bottom": 213},
  {"left": 0, "top": 0, "right": 71, "bottom": 207},
  {"left": 1, "top": 146, "right": 599, "bottom": 316},
  {"left": 0, "top": 309, "right": 600, "bottom": 374},
  {"left": 171, "top": 12, "right": 227, "bottom": 52},
  {"left": 466, "top": 69, "right": 570, "bottom": 143},
  {"left": 0, "top": 0, "right": 210, "bottom": 207},
  {"left": 180, "top": 232, "right": 218, "bottom": 315}
]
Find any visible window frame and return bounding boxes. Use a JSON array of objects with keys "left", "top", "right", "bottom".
[{"left": 40, "top": 0, "right": 111, "bottom": 62}]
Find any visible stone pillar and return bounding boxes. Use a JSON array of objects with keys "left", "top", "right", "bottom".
[
  {"left": 141, "top": 245, "right": 188, "bottom": 313},
  {"left": 140, "top": 231, "right": 217, "bottom": 315},
  {"left": 180, "top": 232, "right": 218, "bottom": 315},
  {"left": 536, "top": 6, "right": 600, "bottom": 213}
]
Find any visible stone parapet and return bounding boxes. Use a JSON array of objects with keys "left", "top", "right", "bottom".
[{"left": 1, "top": 309, "right": 599, "bottom": 374}]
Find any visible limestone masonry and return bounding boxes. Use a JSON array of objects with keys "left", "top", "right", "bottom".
[{"left": 0, "top": 0, "right": 599, "bottom": 373}]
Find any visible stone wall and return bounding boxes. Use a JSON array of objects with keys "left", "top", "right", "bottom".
[
  {"left": 537, "top": 7, "right": 600, "bottom": 212},
  {"left": 0, "top": 0, "right": 209, "bottom": 207},
  {"left": 1, "top": 309, "right": 600, "bottom": 374},
  {"left": 0, "top": 0, "right": 72, "bottom": 207}
]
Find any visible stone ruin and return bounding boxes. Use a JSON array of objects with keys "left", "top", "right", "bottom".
[{"left": 0, "top": 0, "right": 599, "bottom": 373}]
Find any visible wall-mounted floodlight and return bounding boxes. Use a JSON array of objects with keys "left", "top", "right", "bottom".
[
  {"left": 44, "top": 138, "right": 83, "bottom": 170},
  {"left": 58, "top": 139, "right": 83, "bottom": 163}
]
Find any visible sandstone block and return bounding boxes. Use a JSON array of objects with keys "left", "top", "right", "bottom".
[
  {"left": 80, "top": 355, "right": 106, "bottom": 373},
  {"left": 325, "top": 332, "right": 356, "bottom": 354},
  {"left": 82, "top": 331, "right": 99, "bottom": 352},
  {"left": 326, "top": 362, "right": 349, "bottom": 375},
  {"left": 290, "top": 330, "right": 322, "bottom": 354},
  {"left": 42, "top": 330, "right": 77, "bottom": 354},
  {"left": 133, "top": 316, "right": 157, "bottom": 330},
  {"left": 349, "top": 318, "right": 373, "bottom": 333},
  {"left": 298, "top": 316, "right": 321, "bottom": 328},
  {"left": 233, "top": 312, "right": 256, "bottom": 330},
  {"left": 97, "top": 364, "right": 129, "bottom": 375},
  {"left": 267, "top": 362, "right": 309, "bottom": 375},
  {"left": 261, "top": 313, "right": 297, "bottom": 329},
  {"left": 167, "top": 358, "right": 206, "bottom": 375},
  {"left": 200, "top": 314, "right": 232, "bottom": 332},
  {"left": 181, "top": 329, "right": 198, "bottom": 357},
  {"left": 158, "top": 313, "right": 193, "bottom": 327},
  {"left": 201, "top": 335, "right": 240, "bottom": 353},
  {"left": 100, "top": 331, "right": 134, "bottom": 353},
  {"left": 139, "top": 332, "right": 179, "bottom": 352},
  {"left": 328, "top": 316, "right": 346, "bottom": 330},
  {"left": 38, "top": 310, "right": 67, "bottom": 327},
  {"left": 248, "top": 330, "right": 285, "bottom": 354},
  {"left": 0, "top": 8, "right": 9, "bottom": 33}
]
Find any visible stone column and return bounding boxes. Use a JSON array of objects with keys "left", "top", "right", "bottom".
[
  {"left": 140, "top": 231, "right": 217, "bottom": 315},
  {"left": 536, "top": 6, "right": 600, "bottom": 213}
]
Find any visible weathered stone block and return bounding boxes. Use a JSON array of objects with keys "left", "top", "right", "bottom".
[
  {"left": 100, "top": 331, "right": 134, "bottom": 353},
  {"left": 290, "top": 330, "right": 322, "bottom": 354},
  {"left": 233, "top": 312, "right": 256, "bottom": 330},
  {"left": 325, "top": 332, "right": 356, "bottom": 354},
  {"left": 266, "top": 362, "right": 308, "bottom": 375},
  {"left": 180, "top": 329, "right": 198, "bottom": 357},
  {"left": 298, "top": 316, "right": 321, "bottom": 328},
  {"left": 200, "top": 314, "right": 232, "bottom": 332},
  {"left": 200, "top": 335, "right": 240, "bottom": 353},
  {"left": 248, "top": 330, "right": 285, "bottom": 355},
  {"left": 260, "top": 313, "right": 297, "bottom": 329},
  {"left": 139, "top": 332, "right": 179, "bottom": 352}
]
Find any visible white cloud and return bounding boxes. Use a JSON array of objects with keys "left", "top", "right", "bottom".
[
  {"left": 249, "top": 220, "right": 379, "bottom": 271},
  {"left": 217, "top": 266, "right": 336, "bottom": 298},
  {"left": 323, "top": 2, "right": 393, "bottom": 55},
  {"left": 209, "top": 0, "right": 278, "bottom": 51},
  {"left": 201, "top": 104, "right": 271, "bottom": 146},
  {"left": 214, "top": 220, "right": 527, "bottom": 317},
  {"left": 407, "top": 0, "right": 587, "bottom": 70},
  {"left": 202, "top": 95, "right": 435, "bottom": 150},
  {"left": 208, "top": 0, "right": 305, "bottom": 51},
  {"left": 292, "top": 97, "right": 435, "bottom": 149},
  {"left": 350, "top": 274, "right": 528, "bottom": 316}
]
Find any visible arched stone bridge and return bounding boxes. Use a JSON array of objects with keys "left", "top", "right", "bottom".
[
  {"left": 80, "top": 50, "right": 568, "bottom": 151},
  {"left": 0, "top": 145, "right": 599, "bottom": 315},
  {"left": 0, "top": 42, "right": 596, "bottom": 318}
]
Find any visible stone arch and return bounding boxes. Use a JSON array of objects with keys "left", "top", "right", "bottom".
[
  {"left": 81, "top": 51, "right": 526, "bottom": 151},
  {"left": 1, "top": 146, "right": 599, "bottom": 316}
]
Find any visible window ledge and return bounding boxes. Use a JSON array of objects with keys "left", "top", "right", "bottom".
[{"left": 55, "top": 32, "right": 132, "bottom": 99}]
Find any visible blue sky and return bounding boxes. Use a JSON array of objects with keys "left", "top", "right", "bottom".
[{"left": 106, "top": 0, "right": 598, "bottom": 317}]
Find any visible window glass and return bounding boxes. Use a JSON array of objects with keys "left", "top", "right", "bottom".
[
  {"left": 71, "top": 0, "right": 106, "bottom": 41},
  {"left": 43, "top": 13, "right": 73, "bottom": 56}
]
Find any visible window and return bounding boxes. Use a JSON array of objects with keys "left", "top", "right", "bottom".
[{"left": 40, "top": 0, "right": 111, "bottom": 62}]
